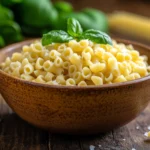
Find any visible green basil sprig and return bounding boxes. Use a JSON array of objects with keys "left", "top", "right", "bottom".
[
  {"left": 67, "top": 18, "right": 83, "bottom": 38},
  {"left": 42, "top": 18, "right": 112, "bottom": 46}
]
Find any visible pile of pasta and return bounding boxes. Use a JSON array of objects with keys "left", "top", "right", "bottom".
[{"left": 0, "top": 40, "right": 150, "bottom": 86}]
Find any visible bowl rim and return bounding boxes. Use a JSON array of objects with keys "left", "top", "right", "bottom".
[{"left": 0, "top": 38, "right": 150, "bottom": 90}]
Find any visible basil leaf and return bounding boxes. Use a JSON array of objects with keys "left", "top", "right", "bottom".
[
  {"left": 82, "top": 29, "right": 112, "bottom": 45},
  {"left": 42, "top": 30, "right": 73, "bottom": 46},
  {"left": 67, "top": 18, "right": 83, "bottom": 38}
]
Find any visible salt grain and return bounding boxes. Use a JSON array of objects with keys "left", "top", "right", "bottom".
[
  {"left": 89, "top": 145, "right": 95, "bottom": 150},
  {"left": 144, "top": 132, "right": 148, "bottom": 137},
  {"left": 147, "top": 126, "right": 150, "bottom": 130},
  {"left": 132, "top": 148, "right": 136, "bottom": 150},
  {"left": 136, "top": 126, "right": 140, "bottom": 130}
]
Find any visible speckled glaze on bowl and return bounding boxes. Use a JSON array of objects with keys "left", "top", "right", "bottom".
[{"left": 0, "top": 39, "right": 150, "bottom": 134}]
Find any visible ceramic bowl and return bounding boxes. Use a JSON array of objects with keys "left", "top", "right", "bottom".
[{"left": 0, "top": 39, "right": 150, "bottom": 134}]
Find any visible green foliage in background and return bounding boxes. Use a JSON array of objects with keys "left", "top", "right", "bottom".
[
  {"left": 14, "top": 0, "right": 58, "bottom": 35},
  {"left": 0, "top": 4, "right": 23, "bottom": 47},
  {"left": 54, "top": 1, "right": 73, "bottom": 14},
  {"left": 0, "top": 0, "right": 108, "bottom": 48},
  {"left": 0, "top": 0, "right": 22, "bottom": 7},
  {"left": 56, "top": 8, "right": 108, "bottom": 32}
]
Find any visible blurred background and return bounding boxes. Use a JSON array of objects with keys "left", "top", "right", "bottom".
[
  {"left": 0, "top": 0, "right": 150, "bottom": 48},
  {"left": 61, "top": 0, "right": 150, "bottom": 17}
]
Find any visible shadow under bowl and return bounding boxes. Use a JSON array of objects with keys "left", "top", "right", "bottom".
[{"left": 0, "top": 39, "right": 150, "bottom": 134}]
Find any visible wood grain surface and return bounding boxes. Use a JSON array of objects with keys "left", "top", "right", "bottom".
[{"left": 0, "top": 94, "right": 150, "bottom": 150}]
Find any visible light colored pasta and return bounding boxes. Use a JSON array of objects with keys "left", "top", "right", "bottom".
[
  {"left": 66, "top": 78, "right": 76, "bottom": 86},
  {"left": 3, "top": 67, "right": 11, "bottom": 74},
  {"left": 24, "top": 63, "right": 34, "bottom": 75},
  {"left": 21, "top": 74, "right": 34, "bottom": 81},
  {"left": 73, "top": 72, "right": 83, "bottom": 84},
  {"left": 12, "top": 67, "right": 20, "bottom": 77},
  {"left": 91, "top": 76, "right": 103, "bottom": 85},
  {"left": 69, "top": 65, "right": 77, "bottom": 77},
  {"left": 105, "top": 73, "right": 113, "bottom": 82},
  {"left": 69, "top": 53, "right": 81, "bottom": 66},
  {"left": 114, "top": 75, "right": 127, "bottom": 83},
  {"left": 43, "top": 60, "right": 53, "bottom": 72},
  {"left": 34, "top": 75, "right": 45, "bottom": 83},
  {"left": 27, "top": 52, "right": 38, "bottom": 62},
  {"left": 1, "top": 39, "right": 150, "bottom": 86},
  {"left": 44, "top": 72, "right": 54, "bottom": 81},
  {"left": 35, "top": 58, "right": 44, "bottom": 70},
  {"left": 10, "top": 61, "right": 21, "bottom": 70},
  {"left": 57, "top": 44, "right": 66, "bottom": 53},
  {"left": 62, "top": 61, "right": 70, "bottom": 69},
  {"left": 54, "top": 56, "right": 63, "bottom": 67},
  {"left": 78, "top": 81, "right": 87, "bottom": 86},
  {"left": 22, "top": 58, "right": 29, "bottom": 67},
  {"left": 49, "top": 50, "right": 61, "bottom": 60},
  {"left": 79, "top": 40, "right": 89, "bottom": 48},
  {"left": 83, "top": 46, "right": 94, "bottom": 56},
  {"left": 50, "top": 65, "right": 64, "bottom": 75},
  {"left": 31, "top": 43, "right": 43, "bottom": 53},
  {"left": 94, "top": 47, "right": 105, "bottom": 59},
  {"left": 12, "top": 53, "right": 23, "bottom": 62},
  {"left": 56, "top": 75, "right": 65, "bottom": 85},
  {"left": 5, "top": 57, "right": 11, "bottom": 66},
  {"left": 34, "top": 70, "right": 46, "bottom": 77},
  {"left": 62, "top": 47, "right": 73, "bottom": 60},
  {"left": 82, "top": 67, "right": 92, "bottom": 80},
  {"left": 82, "top": 51, "right": 91, "bottom": 61},
  {"left": 90, "top": 62, "right": 106, "bottom": 73},
  {"left": 23, "top": 45, "right": 31, "bottom": 52}
]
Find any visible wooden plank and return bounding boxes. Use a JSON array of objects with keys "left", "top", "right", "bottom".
[
  {"left": 0, "top": 95, "right": 49, "bottom": 150},
  {"left": 0, "top": 94, "right": 12, "bottom": 116},
  {"left": 0, "top": 95, "right": 82, "bottom": 150},
  {"left": 50, "top": 134, "right": 82, "bottom": 150},
  {"left": 80, "top": 127, "right": 134, "bottom": 150},
  {"left": 112, "top": 104, "right": 150, "bottom": 150},
  {"left": 75, "top": 104, "right": 150, "bottom": 150},
  {"left": 79, "top": 132, "right": 117, "bottom": 150},
  {"left": 0, "top": 113, "right": 49, "bottom": 150}
]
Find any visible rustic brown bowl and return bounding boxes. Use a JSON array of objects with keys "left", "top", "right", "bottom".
[{"left": 0, "top": 39, "right": 150, "bottom": 134}]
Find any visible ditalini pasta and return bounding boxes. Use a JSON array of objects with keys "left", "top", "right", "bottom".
[{"left": 0, "top": 39, "right": 150, "bottom": 86}]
